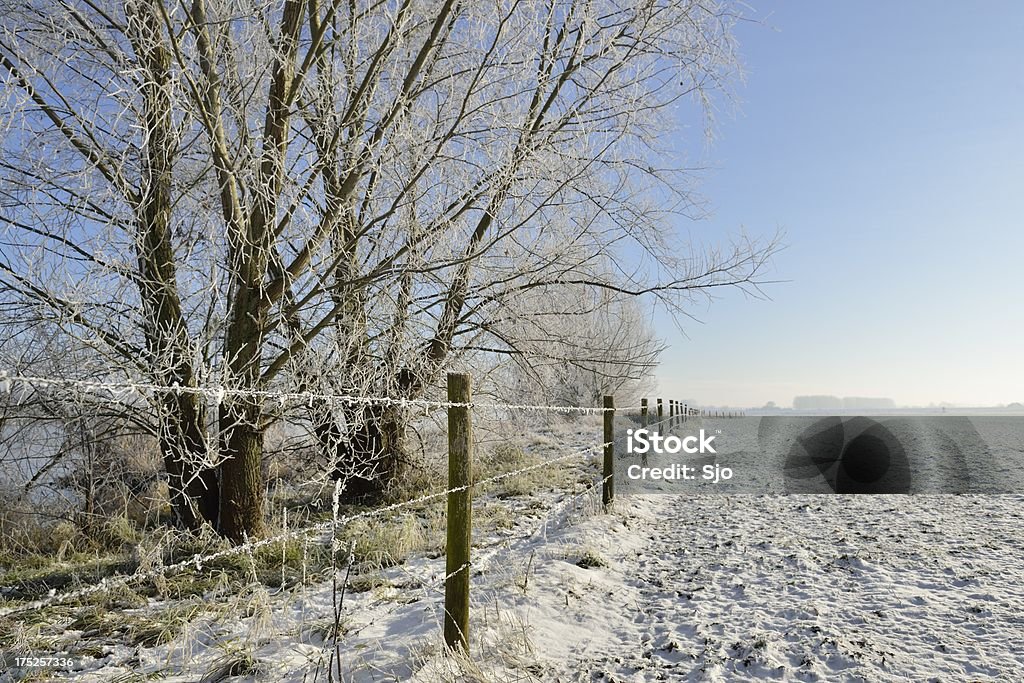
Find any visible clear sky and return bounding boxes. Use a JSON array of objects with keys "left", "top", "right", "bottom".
[{"left": 655, "top": 1, "right": 1024, "bottom": 409}]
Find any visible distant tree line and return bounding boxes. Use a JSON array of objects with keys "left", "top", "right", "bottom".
[{"left": 792, "top": 396, "right": 896, "bottom": 410}]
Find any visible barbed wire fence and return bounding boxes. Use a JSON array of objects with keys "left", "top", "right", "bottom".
[
  {"left": 0, "top": 371, "right": 648, "bottom": 414},
  {"left": 0, "top": 440, "right": 607, "bottom": 618},
  {"left": 0, "top": 369, "right": 744, "bottom": 674}
]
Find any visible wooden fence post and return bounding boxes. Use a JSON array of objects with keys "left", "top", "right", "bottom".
[
  {"left": 445, "top": 373, "right": 472, "bottom": 653},
  {"left": 657, "top": 398, "right": 663, "bottom": 425},
  {"left": 641, "top": 398, "right": 648, "bottom": 428},
  {"left": 603, "top": 395, "right": 614, "bottom": 508},
  {"left": 683, "top": 402, "right": 688, "bottom": 423},
  {"left": 669, "top": 400, "right": 675, "bottom": 426}
]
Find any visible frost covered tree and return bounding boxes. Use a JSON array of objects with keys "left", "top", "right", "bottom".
[
  {"left": 1, "top": 0, "right": 777, "bottom": 541},
  {"left": 492, "top": 289, "right": 662, "bottom": 410}
]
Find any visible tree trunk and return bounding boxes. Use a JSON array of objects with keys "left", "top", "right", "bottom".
[
  {"left": 217, "top": 275, "right": 268, "bottom": 541},
  {"left": 217, "top": 212, "right": 270, "bottom": 540},
  {"left": 129, "top": 0, "right": 219, "bottom": 531},
  {"left": 318, "top": 403, "right": 406, "bottom": 503},
  {"left": 218, "top": 399, "right": 266, "bottom": 541},
  {"left": 160, "top": 392, "right": 219, "bottom": 529}
]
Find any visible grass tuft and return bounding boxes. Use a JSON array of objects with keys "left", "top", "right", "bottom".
[
  {"left": 575, "top": 549, "right": 607, "bottom": 569},
  {"left": 199, "top": 647, "right": 262, "bottom": 683}
]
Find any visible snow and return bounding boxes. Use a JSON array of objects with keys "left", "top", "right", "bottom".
[{"left": 11, "top": 418, "right": 1024, "bottom": 681}]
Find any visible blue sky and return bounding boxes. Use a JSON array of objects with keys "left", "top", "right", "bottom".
[{"left": 655, "top": 1, "right": 1024, "bottom": 408}]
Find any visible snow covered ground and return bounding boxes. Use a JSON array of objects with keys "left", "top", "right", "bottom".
[
  {"left": 7, "top": 418, "right": 1024, "bottom": 681},
  {"left": 535, "top": 494, "right": 1024, "bottom": 681}
]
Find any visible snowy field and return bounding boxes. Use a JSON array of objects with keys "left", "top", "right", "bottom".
[{"left": 4, "top": 419, "right": 1024, "bottom": 681}]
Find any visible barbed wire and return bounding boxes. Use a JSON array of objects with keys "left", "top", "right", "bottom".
[
  {"left": 0, "top": 437, "right": 615, "bottom": 617},
  {"left": 283, "top": 419, "right": 689, "bottom": 676},
  {"left": 0, "top": 372, "right": 652, "bottom": 415},
  {"left": 416, "top": 411, "right": 681, "bottom": 596},
  {"left": 0, "top": 371, "right": 713, "bottom": 619}
]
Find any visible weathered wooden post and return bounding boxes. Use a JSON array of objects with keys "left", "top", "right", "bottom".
[
  {"left": 669, "top": 400, "right": 675, "bottom": 427},
  {"left": 683, "top": 402, "right": 688, "bottom": 423},
  {"left": 603, "top": 395, "right": 614, "bottom": 508},
  {"left": 657, "top": 398, "right": 663, "bottom": 425},
  {"left": 445, "top": 373, "right": 472, "bottom": 653},
  {"left": 639, "top": 398, "right": 649, "bottom": 466}
]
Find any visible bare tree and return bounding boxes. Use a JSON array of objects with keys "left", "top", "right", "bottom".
[
  {"left": 1, "top": 0, "right": 777, "bottom": 541},
  {"left": 518, "top": 289, "right": 664, "bottom": 410},
  {"left": 0, "top": 0, "right": 221, "bottom": 531}
]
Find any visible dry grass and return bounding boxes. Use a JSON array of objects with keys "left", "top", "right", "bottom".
[
  {"left": 126, "top": 602, "right": 205, "bottom": 647},
  {"left": 405, "top": 607, "right": 546, "bottom": 682},
  {"left": 0, "top": 415, "right": 601, "bottom": 679},
  {"left": 342, "top": 513, "right": 429, "bottom": 570},
  {"left": 198, "top": 646, "right": 262, "bottom": 683}
]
